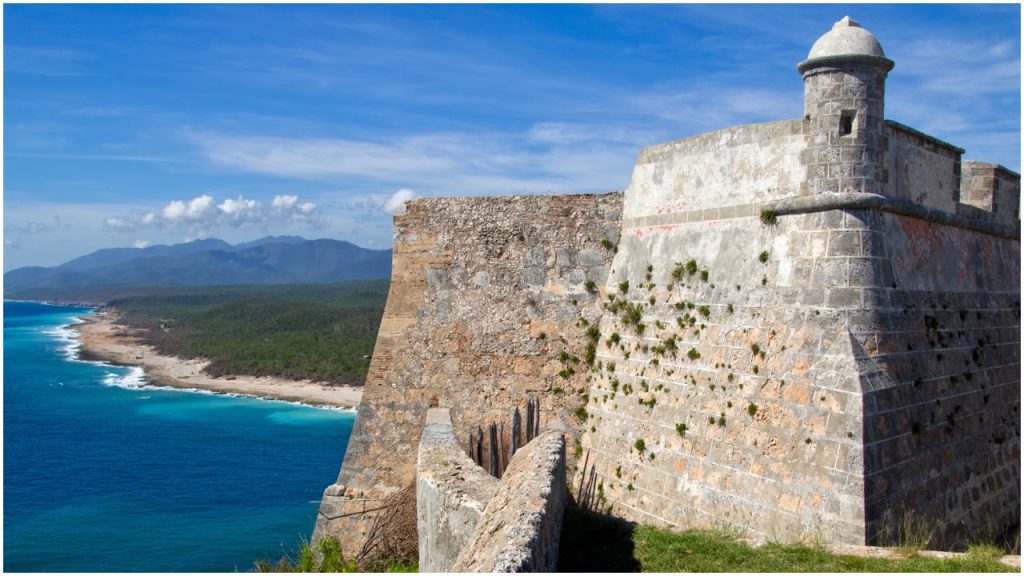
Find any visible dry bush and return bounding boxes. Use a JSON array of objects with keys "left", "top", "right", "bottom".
[{"left": 357, "top": 482, "right": 419, "bottom": 570}]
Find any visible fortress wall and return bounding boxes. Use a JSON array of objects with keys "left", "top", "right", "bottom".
[
  {"left": 884, "top": 121, "right": 963, "bottom": 213},
  {"left": 582, "top": 186, "right": 1020, "bottom": 547},
  {"left": 625, "top": 120, "right": 806, "bottom": 219},
  {"left": 856, "top": 212, "right": 1020, "bottom": 547},
  {"left": 315, "top": 192, "right": 622, "bottom": 552},
  {"left": 581, "top": 202, "right": 875, "bottom": 544}
]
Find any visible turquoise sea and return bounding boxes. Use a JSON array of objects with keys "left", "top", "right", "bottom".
[{"left": 3, "top": 300, "right": 355, "bottom": 572}]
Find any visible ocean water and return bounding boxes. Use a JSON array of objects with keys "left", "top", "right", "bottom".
[{"left": 3, "top": 301, "right": 355, "bottom": 572}]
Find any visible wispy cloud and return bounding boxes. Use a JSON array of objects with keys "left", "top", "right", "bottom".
[
  {"left": 188, "top": 126, "right": 642, "bottom": 196},
  {"left": 886, "top": 36, "right": 1019, "bottom": 164},
  {"left": 4, "top": 45, "right": 93, "bottom": 76},
  {"left": 629, "top": 86, "right": 801, "bottom": 135},
  {"left": 7, "top": 152, "right": 184, "bottom": 164},
  {"left": 4, "top": 216, "right": 71, "bottom": 249}
]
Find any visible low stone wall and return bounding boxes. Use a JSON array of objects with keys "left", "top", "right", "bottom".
[
  {"left": 416, "top": 408, "right": 567, "bottom": 572},
  {"left": 453, "top": 423, "right": 567, "bottom": 572},
  {"left": 417, "top": 408, "right": 499, "bottom": 572}
]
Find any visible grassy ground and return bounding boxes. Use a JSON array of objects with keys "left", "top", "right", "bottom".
[{"left": 558, "top": 506, "right": 1016, "bottom": 572}]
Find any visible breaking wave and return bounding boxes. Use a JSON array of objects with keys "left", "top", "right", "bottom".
[{"left": 100, "top": 367, "right": 153, "bottom": 390}]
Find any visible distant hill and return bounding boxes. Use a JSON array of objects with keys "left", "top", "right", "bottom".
[{"left": 4, "top": 236, "right": 392, "bottom": 300}]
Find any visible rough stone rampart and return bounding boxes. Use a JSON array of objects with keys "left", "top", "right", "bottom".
[{"left": 314, "top": 193, "right": 621, "bottom": 554}]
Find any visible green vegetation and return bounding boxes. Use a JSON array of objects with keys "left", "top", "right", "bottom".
[
  {"left": 255, "top": 537, "right": 417, "bottom": 573},
  {"left": 109, "top": 280, "right": 388, "bottom": 384},
  {"left": 558, "top": 507, "right": 1015, "bottom": 573}
]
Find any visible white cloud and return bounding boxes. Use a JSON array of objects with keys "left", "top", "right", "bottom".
[
  {"left": 133, "top": 240, "right": 151, "bottom": 249},
  {"left": 103, "top": 193, "right": 323, "bottom": 234},
  {"left": 162, "top": 194, "right": 216, "bottom": 222},
  {"left": 383, "top": 188, "right": 416, "bottom": 213},
  {"left": 272, "top": 194, "right": 298, "bottom": 209}
]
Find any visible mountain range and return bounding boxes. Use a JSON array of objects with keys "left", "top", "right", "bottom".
[{"left": 4, "top": 236, "right": 392, "bottom": 298}]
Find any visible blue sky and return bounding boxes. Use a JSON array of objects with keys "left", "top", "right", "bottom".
[{"left": 4, "top": 3, "right": 1020, "bottom": 271}]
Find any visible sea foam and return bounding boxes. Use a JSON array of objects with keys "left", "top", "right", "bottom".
[{"left": 101, "top": 366, "right": 152, "bottom": 390}]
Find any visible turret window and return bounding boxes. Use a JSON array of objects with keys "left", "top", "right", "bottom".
[{"left": 839, "top": 110, "right": 856, "bottom": 136}]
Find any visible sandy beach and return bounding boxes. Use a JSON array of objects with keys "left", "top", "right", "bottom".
[{"left": 73, "top": 312, "right": 363, "bottom": 409}]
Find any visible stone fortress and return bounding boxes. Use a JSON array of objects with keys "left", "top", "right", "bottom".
[{"left": 314, "top": 16, "right": 1020, "bottom": 558}]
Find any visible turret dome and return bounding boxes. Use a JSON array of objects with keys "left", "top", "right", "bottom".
[{"left": 798, "top": 16, "right": 894, "bottom": 74}]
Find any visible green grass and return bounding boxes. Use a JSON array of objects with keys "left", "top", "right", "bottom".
[
  {"left": 559, "top": 507, "right": 1015, "bottom": 573},
  {"left": 106, "top": 280, "right": 389, "bottom": 385}
]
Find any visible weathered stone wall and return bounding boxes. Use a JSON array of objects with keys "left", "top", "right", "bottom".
[
  {"left": 858, "top": 212, "right": 1020, "bottom": 547},
  {"left": 884, "top": 121, "right": 963, "bottom": 213},
  {"left": 625, "top": 120, "right": 806, "bottom": 218},
  {"left": 583, "top": 205, "right": 875, "bottom": 544},
  {"left": 314, "top": 193, "right": 621, "bottom": 553}
]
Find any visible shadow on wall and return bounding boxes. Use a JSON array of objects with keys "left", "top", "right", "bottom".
[{"left": 558, "top": 506, "right": 641, "bottom": 572}]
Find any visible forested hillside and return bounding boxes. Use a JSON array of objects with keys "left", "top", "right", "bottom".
[{"left": 107, "top": 280, "right": 389, "bottom": 385}]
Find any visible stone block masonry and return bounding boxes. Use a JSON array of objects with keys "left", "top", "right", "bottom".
[{"left": 315, "top": 16, "right": 1019, "bottom": 555}]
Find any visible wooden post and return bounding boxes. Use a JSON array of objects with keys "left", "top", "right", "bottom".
[
  {"left": 511, "top": 407, "right": 521, "bottom": 457},
  {"left": 526, "top": 400, "right": 534, "bottom": 443},
  {"left": 531, "top": 396, "right": 541, "bottom": 438},
  {"left": 497, "top": 422, "right": 506, "bottom": 477},
  {"left": 488, "top": 423, "right": 499, "bottom": 477},
  {"left": 476, "top": 425, "right": 484, "bottom": 466}
]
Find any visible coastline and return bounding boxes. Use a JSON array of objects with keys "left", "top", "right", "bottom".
[{"left": 73, "top": 312, "right": 363, "bottom": 410}]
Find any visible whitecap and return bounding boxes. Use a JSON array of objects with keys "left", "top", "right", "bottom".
[{"left": 100, "top": 367, "right": 156, "bottom": 391}]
